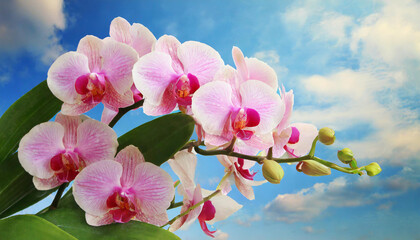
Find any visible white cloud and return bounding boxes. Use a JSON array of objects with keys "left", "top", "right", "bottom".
[
  {"left": 264, "top": 175, "right": 419, "bottom": 223},
  {"left": 302, "top": 226, "right": 314, "bottom": 233},
  {"left": 214, "top": 230, "right": 229, "bottom": 240},
  {"left": 282, "top": 7, "right": 310, "bottom": 27},
  {"left": 234, "top": 213, "right": 261, "bottom": 227},
  {"left": 0, "top": 0, "right": 66, "bottom": 65},
  {"left": 312, "top": 12, "right": 354, "bottom": 46}
]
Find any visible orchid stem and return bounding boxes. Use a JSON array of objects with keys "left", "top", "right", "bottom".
[
  {"left": 168, "top": 201, "right": 184, "bottom": 209},
  {"left": 162, "top": 189, "right": 221, "bottom": 228},
  {"left": 49, "top": 182, "right": 68, "bottom": 210},
  {"left": 109, "top": 99, "right": 144, "bottom": 128}
]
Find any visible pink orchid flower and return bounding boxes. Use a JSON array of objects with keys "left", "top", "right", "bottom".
[
  {"left": 168, "top": 151, "right": 242, "bottom": 237},
  {"left": 47, "top": 35, "right": 139, "bottom": 124},
  {"left": 109, "top": 17, "right": 156, "bottom": 104},
  {"left": 192, "top": 79, "right": 284, "bottom": 154},
  {"left": 18, "top": 113, "right": 118, "bottom": 190},
  {"left": 132, "top": 35, "right": 224, "bottom": 116},
  {"left": 271, "top": 87, "right": 318, "bottom": 158},
  {"left": 73, "top": 145, "right": 175, "bottom": 226},
  {"left": 217, "top": 155, "right": 266, "bottom": 200}
]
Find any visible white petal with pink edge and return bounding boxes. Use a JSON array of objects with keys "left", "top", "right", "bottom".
[
  {"left": 18, "top": 122, "right": 65, "bottom": 179},
  {"left": 201, "top": 189, "right": 242, "bottom": 225},
  {"left": 288, "top": 123, "right": 318, "bottom": 157},
  {"left": 141, "top": 86, "right": 177, "bottom": 116},
  {"left": 178, "top": 41, "right": 224, "bottom": 85},
  {"left": 131, "top": 162, "right": 174, "bottom": 215},
  {"left": 245, "top": 57, "right": 278, "bottom": 89},
  {"left": 109, "top": 17, "right": 131, "bottom": 45},
  {"left": 114, "top": 145, "right": 145, "bottom": 188},
  {"left": 73, "top": 160, "right": 123, "bottom": 216},
  {"left": 76, "top": 119, "right": 118, "bottom": 165},
  {"left": 276, "top": 88, "right": 294, "bottom": 132},
  {"left": 133, "top": 51, "right": 179, "bottom": 105},
  {"left": 240, "top": 80, "right": 284, "bottom": 134},
  {"left": 47, "top": 52, "right": 90, "bottom": 104},
  {"left": 130, "top": 23, "right": 156, "bottom": 57},
  {"left": 191, "top": 81, "right": 234, "bottom": 135},
  {"left": 85, "top": 212, "right": 114, "bottom": 226},
  {"left": 232, "top": 46, "right": 248, "bottom": 82},
  {"left": 154, "top": 35, "right": 183, "bottom": 74},
  {"left": 77, "top": 35, "right": 103, "bottom": 72},
  {"left": 101, "top": 38, "right": 139, "bottom": 95},
  {"left": 168, "top": 150, "right": 197, "bottom": 191},
  {"left": 136, "top": 211, "right": 168, "bottom": 226}
]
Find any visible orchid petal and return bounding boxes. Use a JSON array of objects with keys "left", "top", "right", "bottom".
[
  {"left": 277, "top": 88, "right": 294, "bottom": 132},
  {"left": 234, "top": 174, "right": 255, "bottom": 200},
  {"left": 131, "top": 162, "right": 174, "bottom": 215},
  {"left": 101, "top": 38, "right": 138, "bottom": 95},
  {"left": 85, "top": 212, "right": 114, "bottom": 226},
  {"left": 178, "top": 41, "right": 224, "bottom": 85},
  {"left": 61, "top": 101, "right": 97, "bottom": 116},
  {"left": 18, "top": 122, "right": 65, "bottom": 179},
  {"left": 272, "top": 127, "right": 292, "bottom": 158},
  {"left": 136, "top": 211, "right": 168, "bottom": 226},
  {"left": 192, "top": 81, "right": 234, "bottom": 135},
  {"left": 77, "top": 35, "right": 103, "bottom": 72},
  {"left": 202, "top": 189, "right": 242, "bottom": 225},
  {"left": 109, "top": 17, "right": 131, "bottom": 45},
  {"left": 213, "top": 65, "right": 241, "bottom": 105},
  {"left": 240, "top": 80, "right": 283, "bottom": 134},
  {"left": 114, "top": 145, "right": 145, "bottom": 188},
  {"left": 288, "top": 123, "right": 318, "bottom": 156},
  {"left": 232, "top": 46, "right": 248, "bottom": 82},
  {"left": 33, "top": 176, "right": 62, "bottom": 191},
  {"left": 168, "top": 150, "right": 197, "bottom": 191},
  {"left": 245, "top": 57, "right": 278, "bottom": 89},
  {"left": 76, "top": 119, "right": 118, "bottom": 165},
  {"left": 102, "top": 81, "right": 135, "bottom": 111},
  {"left": 154, "top": 35, "right": 183, "bottom": 74},
  {"left": 47, "top": 52, "right": 90, "bottom": 104},
  {"left": 133, "top": 51, "right": 179, "bottom": 105},
  {"left": 101, "top": 107, "right": 118, "bottom": 125},
  {"left": 55, "top": 113, "right": 82, "bottom": 149},
  {"left": 170, "top": 185, "right": 203, "bottom": 232},
  {"left": 142, "top": 85, "right": 177, "bottom": 116},
  {"left": 130, "top": 23, "right": 156, "bottom": 57},
  {"left": 73, "top": 160, "right": 122, "bottom": 216}
]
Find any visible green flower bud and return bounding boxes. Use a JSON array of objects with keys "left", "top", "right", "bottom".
[
  {"left": 337, "top": 148, "right": 354, "bottom": 164},
  {"left": 365, "top": 162, "right": 382, "bottom": 176},
  {"left": 296, "top": 160, "right": 331, "bottom": 176},
  {"left": 262, "top": 159, "right": 284, "bottom": 184},
  {"left": 349, "top": 159, "right": 358, "bottom": 169},
  {"left": 318, "top": 127, "right": 335, "bottom": 145}
]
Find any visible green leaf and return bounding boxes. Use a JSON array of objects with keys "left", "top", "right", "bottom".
[
  {"left": 0, "top": 80, "right": 61, "bottom": 218},
  {"left": 0, "top": 153, "right": 57, "bottom": 218},
  {"left": 0, "top": 80, "right": 62, "bottom": 164},
  {"left": 117, "top": 112, "right": 195, "bottom": 166},
  {"left": 39, "top": 194, "right": 180, "bottom": 240},
  {"left": 0, "top": 215, "right": 77, "bottom": 240}
]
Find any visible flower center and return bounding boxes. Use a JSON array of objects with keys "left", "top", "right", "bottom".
[
  {"left": 198, "top": 200, "right": 216, "bottom": 237},
  {"left": 174, "top": 73, "right": 200, "bottom": 106},
  {"left": 75, "top": 73, "right": 106, "bottom": 104},
  {"left": 50, "top": 152, "right": 84, "bottom": 182},
  {"left": 230, "top": 108, "right": 260, "bottom": 140},
  {"left": 106, "top": 191, "right": 136, "bottom": 223},
  {"left": 234, "top": 158, "right": 257, "bottom": 180}
]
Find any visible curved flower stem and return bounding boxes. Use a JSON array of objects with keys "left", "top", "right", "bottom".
[
  {"left": 312, "top": 157, "right": 364, "bottom": 175},
  {"left": 49, "top": 182, "right": 69, "bottom": 210},
  {"left": 168, "top": 201, "right": 184, "bottom": 209},
  {"left": 109, "top": 99, "right": 144, "bottom": 128},
  {"left": 308, "top": 136, "right": 318, "bottom": 157},
  {"left": 162, "top": 189, "right": 221, "bottom": 228}
]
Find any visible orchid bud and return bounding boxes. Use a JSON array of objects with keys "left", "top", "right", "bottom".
[
  {"left": 337, "top": 148, "right": 354, "bottom": 164},
  {"left": 296, "top": 160, "right": 331, "bottom": 176},
  {"left": 349, "top": 159, "right": 358, "bottom": 169},
  {"left": 318, "top": 127, "right": 335, "bottom": 145},
  {"left": 365, "top": 162, "right": 382, "bottom": 176},
  {"left": 262, "top": 160, "right": 284, "bottom": 184}
]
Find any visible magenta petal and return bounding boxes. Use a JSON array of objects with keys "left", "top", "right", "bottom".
[
  {"left": 199, "top": 220, "right": 217, "bottom": 238},
  {"left": 18, "top": 122, "right": 65, "bottom": 179},
  {"left": 287, "top": 123, "right": 318, "bottom": 157},
  {"left": 114, "top": 145, "right": 145, "bottom": 188},
  {"left": 77, "top": 35, "right": 104, "bottom": 72},
  {"left": 131, "top": 162, "right": 175, "bottom": 215},
  {"left": 109, "top": 208, "right": 136, "bottom": 223},
  {"left": 198, "top": 201, "right": 216, "bottom": 221},
  {"left": 236, "top": 130, "right": 254, "bottom": 140},
  {"left": 47, "top": 52, "right": 90, "bottom": 104},
  {"left": 288, "top": 127, "right": 300, "bottom": 144},
  {"left": 178, "top": 41, "right": 224, "bottom": 85},
  {"left": 75, "top": 119, "right": 118, "bottom": 165},
  {"left": 187, "top": 73, "right": 200, "bottom": 94},
  {"left": 245, "top": 108, "right": 260, "bottom": 127},
  {"left": 101, "top": 38, "right": 139, "bottom": 95},
  {"left": 73, "top": 160, "right": 123, "bottom": 216}
]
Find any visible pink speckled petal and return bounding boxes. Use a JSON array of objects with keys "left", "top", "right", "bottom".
[
  {"left": 77, "top": 35, "right": 103, "bottom": 72},
  {"left": 55, "top": 113, "right": 82, "bottom": 149},
  {"left": 168, "top": 150, "right": 197, "bottom": 191},
  {"left": 245, "top": 57, "right": 278, "bottom": 89},
  {"left": 114, "top": 145, "right": 145, "bottom": 188},
  {"left": 109, "top": 17, "right": 131, "bottom": 45},
  {"left": 85, "top": 212, "right": 114, "bottom": 226},
  {"left": 130, "top": 23, "right": 156, "bottom": 57},
  {"left": 33, "top": 176, "right": 62, "bottom": 191},
  {"left": 154, "top": 35, "right": 183, "bottom": 74}
]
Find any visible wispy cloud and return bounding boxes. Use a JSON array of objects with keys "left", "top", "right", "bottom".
[
  {"left": 0, "top": 0, "right": 66, "bottom": 65},
  {"left": 234, "top": 213, "right": 261, "bottom": 227},
  {"left": 264, "top": 175, "right": 419, "bottom": 223}
]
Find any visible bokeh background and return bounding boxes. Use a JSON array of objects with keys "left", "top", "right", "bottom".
[{"left": 1, "top": 0, "right": 419, "bottom": 239}]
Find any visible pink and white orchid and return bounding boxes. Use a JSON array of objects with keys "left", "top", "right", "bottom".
[
  {"left": 192, "top": 79, "right": 284, "bottom": 154},
  {"left": 217, "top": 155, "right": 266, "bottom": 200},
  {"left": 47, "top": 35, "right": 139, "bottom": 124},
  {"left": 132, "top": 35, "right": 224, "bottom": 116},
  {"left": 73, "top": 145, "right": 174, "bottom": 226},
  {"left": 18, "top": 113, "right": 118, "bottom": 190},
  {"left": 109, "top": 17, "right": 156, "bottom": 103},
  {"left": 168, "top": 150, "right": 242, "bottom": 237}
]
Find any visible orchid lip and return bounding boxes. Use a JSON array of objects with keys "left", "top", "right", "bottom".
[
  {"left": 106, "top": 191, "right": 136, "bottom": 223},
  {"left": 174, "top": 73, "right": 200, "bottom": 106},
  {"left": 50, "top": 151, "right": 83, "bottom": 182},
  {"left": 75, "top": 73, "right": 106, "bottom": 104},
  {"left": 231, "top": 108, "right": 260, "bottom": 140},
  {"left": 234, "top": 158, "right": 256, "bottom": 180},
  {"left": 198, "top": 201, "right": 217, "bottom": 237}
]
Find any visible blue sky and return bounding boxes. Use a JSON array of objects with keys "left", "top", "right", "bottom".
[{"left": 1, "top": 0, "right": 420, "bottom": 239}]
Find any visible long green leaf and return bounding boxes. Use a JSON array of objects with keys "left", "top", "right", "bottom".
[
  {"left": 0, "top": 215, "right": 77, "bottom": 240},
  {"left": 0, "top": 80, "right": 62, "bottom": 164},
  {"left": 39, "top": 194, "right": 180, "bottom": 240},
  {"left": 117, "top": 112, "right": 195, "bottom": 166}
]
